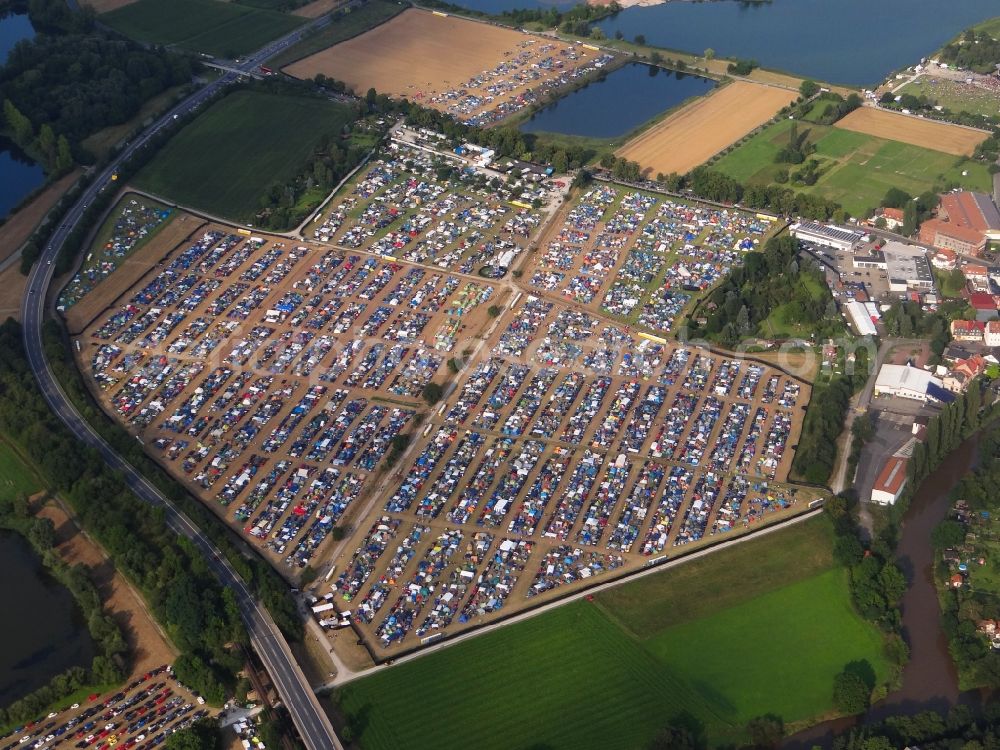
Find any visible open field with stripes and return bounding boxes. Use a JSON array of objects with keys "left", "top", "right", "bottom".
[{"left": 834, "top": 106, "right": 989, "bottom": 157}]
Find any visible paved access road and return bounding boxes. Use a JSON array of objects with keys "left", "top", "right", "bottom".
[{"left": 20, "top": 16, "right": 345, "bottom": 750}]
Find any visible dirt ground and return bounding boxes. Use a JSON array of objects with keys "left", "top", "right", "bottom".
[
  {"left": 284, "top": 9, "right": 599, "bottom": 121},
  {"left": 0, "top": 264, "right": 28, "bottom": 322},
  {"left": 835, "top": 107, "right": 989, "bottom": 157},
  {"left": 293, "top": 0, "right": 345, "bottom": 17},
  {"left": 82, "top": 0, "right": 138, "bottom": 12},
  {"left": 35, "top": 498, "right": 178, "bottom": 680},
  {"left": 64, "top": 210, "right": 206, "bottom": 335},
  {"left": 616, "top": 81, "right": 798, "bottom": 176},
  {"left": 0, "top": 171, "right": 80, "bottom": 265}
]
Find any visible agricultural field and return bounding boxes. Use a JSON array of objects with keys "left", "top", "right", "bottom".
[
  {"left": 334, "top": 516, "right": 889, "bottom": 749},
  {"left": 714, "top": 118, "right": 992, "bottom": 217},
  {"left": 835, "top": 107, "right": 988, "bottom": 157},
  {"left": 134, "top": 90, "right": 357, "bottom": 224},
  {"left": 615, "top": 81, "right": 797, "bottom": 176},
  {"left": 102, "top": 0, "right": 304, "bottom": 58},
  {"left": 0, "top": 440, "right": 41, "bottom": 504},
  {"left": 284, "top": 9, "right": 614, "bottom": 126},
  {"left": 268, "top": 0, "right": 404, "bottom": 68},
  {"left": 899, "top": 76, "right": 1000, "bottom": 119}
]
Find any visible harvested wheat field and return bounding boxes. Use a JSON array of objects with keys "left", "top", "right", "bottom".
[
  {"left": 617, "top": 81, "right": 797, "bottom": 176},
  {"left": 293, "top": 0, "right": 344, "bottom": 17},
  {"left": 284, "top": 9, "right": 604, "bottom": 124},
  {"left": 835, "top": 107, "right": 988, "bottom": 157}
]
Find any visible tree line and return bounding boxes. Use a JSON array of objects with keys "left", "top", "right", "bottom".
[
  {"left": 941, "top": 27, "right": 1000, "bottom": 73},
  {"left": 0, "top": 319, "right": 252, "bottom": 705}
]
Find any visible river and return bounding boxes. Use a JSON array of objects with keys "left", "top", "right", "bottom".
[
  {"left": 520, "top": 62, "right": 716, "bottom": 138},
  {"left": 453, "top": 0, "right": 999, "bottom": 87},
  {"left": 0, "top": 530, "right": 96, "bottom": 708},
  {"left": 0, "top": 10, "right": 44, "bottom": 221},
  {"left": 785, "top": 434, "right": 983, "bottom": 749}
]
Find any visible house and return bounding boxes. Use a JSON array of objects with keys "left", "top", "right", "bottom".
[
  {"left": 944, "top": 355, "right": 986, "bottom": 393},
  {"left": 919, "top": 191, "right": 1000, "bottom": 257},
  {"left": 963, "top": 263, "right": 991, "bottom": 291},
  {"left": 871, "top": 455, "right": 909, "bottom": 505},
  {"left": 968, "top": 291, "right": 1000, "bottom": 321},
  {"left": 943, "top": 343, "right": 976, "bottom": 363},
  {"left": 873, "top": 206, "right": 905, "bottom": 230},
  {"left": 950, "top": 319, "right": 985, "bottom": 342},
  {"left": 986, "top": 320, "right": 1000, "bottom": 347},
  {"left": 931, "top": 247, "right": 958, "bottom": 270},
  {"left": 951, "top": 573, "right": 965, "bottom": 589}
]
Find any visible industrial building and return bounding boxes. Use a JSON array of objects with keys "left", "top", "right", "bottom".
[
  {"left": 791, "top": 222, "right": 864, "bottom": 252},
  {"left": 871, "top": 456, "right": 909, "bottom": 505},
  {"left": 844, "top": 299, "right": 877, "bottom": 336},
  {"left": 919, "top": 191, "right": 1000, "bottom": 257},
  {"left": 882, "top": 241, "right": 934, "bottom": 293},
  {"left": 873, "top": 364, "right": 952, "bottom": 403}
]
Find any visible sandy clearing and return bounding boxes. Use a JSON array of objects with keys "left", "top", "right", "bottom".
[
  {"left": 616, "top": 81, "right": 797, "bottom": 176},
  {"left": 284, "top": 9, "right": 595, "bottom": 120},
  {"left": 83, "top": 0, "right": 139, "bottom": 12},
  {"left": 0, "top": 264, "right": 28, "bottom": 323},
  {"left": 37, "top": 499, "right": 178, "bottom": 678},
  {"left": 0, "top": 170, "right": 80, "bottom": 264},
  {"left": 64, "top": 210, "right": 206, "bottom": 336},
  {"left": 834, "top": 107, "right": 988, "bottom": 157},
  {"left": 292, "top": 0, "right": 344, "bottom": 17}
]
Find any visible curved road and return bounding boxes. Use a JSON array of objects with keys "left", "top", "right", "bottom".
[{"left": 20, "top": 17, "right": 345, "bottom": 750}]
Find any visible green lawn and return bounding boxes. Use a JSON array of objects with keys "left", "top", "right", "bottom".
[
  {"left": 103, "top": 0, "right": 304, "bottom": 58},
  {"left": 0, "top": 440, "right": 41, "bottom": 503},
  {"left": 335, "top": 517, "right": 891, "bottom": 748},
  {"left": 268, "top": 0, "right": 404, "bottom": 69},
  {"left": 134, "top": 90, "right": 355, "bottom": 222},
  {"left": 715, "top": 118, "right": 991, "bottom": 217},
  {"left": 899, "top": 77, "right": 1000, "bottom": 119}
]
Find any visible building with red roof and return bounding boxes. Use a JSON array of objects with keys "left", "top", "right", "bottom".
[
  {"left": 871, "top": 456, "right": 909, "bottom": 505},
  {"left": 919, "top": 191, "right": 1000, "bottom": 257}
]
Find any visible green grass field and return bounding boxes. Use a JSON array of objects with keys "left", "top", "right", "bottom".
[
  {"left": 103, "top": 0, "right": 304, "bottom": 58},
  {"left": 0, "top": 440, "right": 41, "bottom": 504},
  {"left": 335, "top": 517, "right": 890, "bottom": 749},
  {"left": 899, "top": 77, "right": 1000, "bottom": 119},
  {"left": 134, "top": 90, "right": 355, "bottom": 222},
  {"left": 715, "top": 118, "right": 991, "bottom": 217},
  {"left": 268, "top": 0, "right": 404, "bottom": 69}
]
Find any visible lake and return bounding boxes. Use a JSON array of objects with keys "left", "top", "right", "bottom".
[
  {"left": 0, "top": 136, "right": 45, "bottom": 221},
  {"left": 0, "top": 9, "right": 34, "bottom": 64},
  {"left": 521, "top": 62, "right": 716, "bottom": 138},
  {"left": 0, "top": 530, "right": 96, "bottom": 708},
  {"left": 450, "top": 0, "right": 999, "bottom": 87}
]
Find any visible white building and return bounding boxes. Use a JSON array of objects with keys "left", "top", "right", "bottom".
[
  {"left": 986, "top": 321, "right": 1000, "bottom": 347},
  {"left": 871, "top": 456, "right": 909, "bottom": 505},
  {"left": 791, "top": 222, "right": 864, "bottom": 253},
  {"left": 873, "top": 364, "right": 946, "bottom": 402},
  {"left": 882, "top": 241, "right": 935, "bottom": 293},
  {"left": 845, "top": 299, "right": 877, "bottom": 336}
]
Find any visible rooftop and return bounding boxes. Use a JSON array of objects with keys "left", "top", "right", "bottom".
[{"left": 874, "top": 456, "right": 908, "bottom": 495}]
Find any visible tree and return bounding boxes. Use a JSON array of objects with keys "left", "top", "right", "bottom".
[
  {"left": 165, "top": 721, "right": 222, "bottom": 750},
  {"left": 422, "top": 382, "right": 444, "bottom": 405},
  {"left": 28, "top": 517, "right": 56, "bottom": 550},
  {"left": 649, "top": 50, "right": 662, "bottom": 66},
  {"left": 590, "top": 26, "right": 604, "bottom": 40},
  {"left": 746, "top": 714, "right": 784, "bottom": 748},
  {"left": 932, "top": 519, "right": 967, "bottom": 549},
  {"left": 800, "top": 79, "right": 819, "bottom": 98},
  {"left": 902, "top": 200, "right": 918, "bottom": 236},
  {"left": 634, "top": 34, "right": 646, "bottom": 45},
  {"left": 833, "top": 669, "right": 871, "bottom": 715},
  {"left": 703, "top": 48, "right": 715, "bottom": 60}
]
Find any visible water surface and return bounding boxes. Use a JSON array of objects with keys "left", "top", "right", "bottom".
[
  {"left": 0, "top": 530, "right": 96, "bottom": 707},
  {"left": 521, "top": 62, "right": 716, "bottom": 138},
  {"left": 0, "top": 136, "right": 45, "bottom": 220},
  {"left": 0, "top": 9, "right": 34, "bottom": 64}
]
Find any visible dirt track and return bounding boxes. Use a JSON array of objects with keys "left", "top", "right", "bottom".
[
  {"left": 616, "top": 81, "right": 797, "bottom": 176},
  {"left": 82, "top": 0, "right": 138, "bottom": 12},
  {"left": 834, "top": 107, "right": 989, "bottom": 157},
  {"left": 0, "top": 171, "right": 80, "bottom": 264}
]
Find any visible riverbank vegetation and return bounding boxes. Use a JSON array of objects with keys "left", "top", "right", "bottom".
[
  {"left": 0, "top": 319, "right": 252, "bottom": 705},
  {"left": 333, "top": 515, "right": 893, "bottom": 749},
  {"left": 0, "top": 0, "right": 197, "bottom": 169}
]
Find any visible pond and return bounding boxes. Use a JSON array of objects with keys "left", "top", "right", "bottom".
[
  {"left": 520, "top": 62, "right": 716, "bottom": 138},
  {"left": 0, "top": 530, "right": 96, "bottom": 708},
  {"left": 0, "top": 9, "right": 34, "bottom": 65},
  {"left": 0, "top": 136, "right": 46, "bottom": 221}
]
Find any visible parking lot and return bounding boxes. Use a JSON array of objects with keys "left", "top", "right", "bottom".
[
  {"left": 71, "top": 136, "right": 817, "bottom": 658},
  {"left": 528, "top": 185, "right": 777, "bottom": 333},
  {"left": 0, "top": 666, "right": 209, "bottom": 750},
  {"left": 330, "top": 294, "right": 813, "bottom": 653}
]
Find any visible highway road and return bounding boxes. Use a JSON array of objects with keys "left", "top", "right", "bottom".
[{"left": 20, "top": 16, "right": 345, "bottom": 750}]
